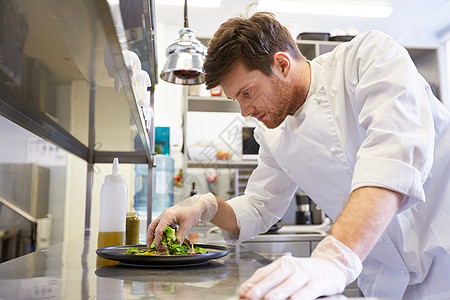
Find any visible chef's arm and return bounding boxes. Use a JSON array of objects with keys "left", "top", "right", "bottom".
[
  {"left": 330, "top": 186, "right": 403, "bottom": 260},
  {"left": 210, "top": 198, "right": 240, "bottom": 236},
  {"left": 238, "top": 186, "right": 402, "bottom": 299}
]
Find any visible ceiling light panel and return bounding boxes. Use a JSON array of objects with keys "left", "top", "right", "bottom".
[
  {"left": 156, "top": 0, "right": 222, "bottom": 8},
  {"left": 258, "top": 0, "right": 393, "bottom": 18}
]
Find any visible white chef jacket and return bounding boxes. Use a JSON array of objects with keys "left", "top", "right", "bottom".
[{"left": 223, "top": 30, "right": 450, "bottom": 299}]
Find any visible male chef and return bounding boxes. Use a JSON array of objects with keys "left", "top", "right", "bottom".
[{"left": 148, "top": 12, "right": 450, "bottom": 299}]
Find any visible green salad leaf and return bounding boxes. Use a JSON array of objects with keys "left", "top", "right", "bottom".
[
  {"left": 125, "top": 247, "right": 141, "bottom": 255},
  {"left": 126, "top": 225, "right": 209, "bottom": 256},
  {"left": 194, "top": 246, "right": 209, "bottom": 254}
]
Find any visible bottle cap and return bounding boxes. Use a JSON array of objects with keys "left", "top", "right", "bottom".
[{"left": 105, "top": 158, "right": 125, "bottom": 184}]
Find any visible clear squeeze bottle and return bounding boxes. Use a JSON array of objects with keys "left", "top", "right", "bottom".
[{"left": 97, "top": 158, "right": 128, "bottom": 268}]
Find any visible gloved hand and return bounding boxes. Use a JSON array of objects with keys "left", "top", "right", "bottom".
[
  {"left": 238, "top": 235, "right": 362, "bottom": 300},
  {"left": 146, "top": 193, "right": 218, "bottom": 247}
]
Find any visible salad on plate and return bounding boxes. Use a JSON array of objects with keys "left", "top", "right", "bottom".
[{"left": 125, "top": 226, "right": 209, "bottom": 256}]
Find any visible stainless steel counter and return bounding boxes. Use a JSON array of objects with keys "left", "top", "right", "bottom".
[
  {"left": 0, "top": 235, "right": 249, "bottom": 299},
  {"left": 0, "top": 232, "right": 368, "bottom": 299}
]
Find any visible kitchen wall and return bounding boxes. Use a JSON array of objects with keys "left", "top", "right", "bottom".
[
  {"left": 154, "top": 22, "right": 259, "bottom": 203},
  {"left": 65, "top": 80, "right": 135, "bottom": 243},
  {"left": 443, "top": 39, "right": 450, "bottom": 106},
  {"left": 153, "top": 22, "right": 184, "bottom": 194}
]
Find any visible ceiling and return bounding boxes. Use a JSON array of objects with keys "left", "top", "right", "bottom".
[{"left": 154, "top": 0, "right": 450, "bottom": 48}]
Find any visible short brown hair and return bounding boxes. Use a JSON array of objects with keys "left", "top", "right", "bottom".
[{"left": 203, "top": 12, "right": 302, "bottom": 89}]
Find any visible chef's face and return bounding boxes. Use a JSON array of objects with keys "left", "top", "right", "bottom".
[{"left": 220, "top": 62, "right": 298, "bottom": 129}]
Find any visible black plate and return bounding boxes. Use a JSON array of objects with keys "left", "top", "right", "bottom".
[
  {"left": 96, "top": 244, "right": 230, "bottom": 267},
  {"left": 297, "top": 32, "right": 330, "bottom": 41},
  {"left": 329, "top": 35, "right": 355, "bottom": 42}
]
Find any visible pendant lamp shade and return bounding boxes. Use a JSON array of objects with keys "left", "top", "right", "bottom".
[{"left": 160, "top": 28, "right": 207, "bottom": 85}]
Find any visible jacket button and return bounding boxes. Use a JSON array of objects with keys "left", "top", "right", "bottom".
[{"left": 330, "top": 147, "right": 337, "bottom": 153}]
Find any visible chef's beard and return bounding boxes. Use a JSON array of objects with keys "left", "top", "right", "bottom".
[{"left": 262, "top": 75, "right": 304, "bottom": 129}]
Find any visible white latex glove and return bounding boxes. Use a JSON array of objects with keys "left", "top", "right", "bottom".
[
  {"left": 238, "top": 235, "right": 362, "bottom": 300},
  {"left": 146, "top": 193, "right": 218, "bottom": 247}
]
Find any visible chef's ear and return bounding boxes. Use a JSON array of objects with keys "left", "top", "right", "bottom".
[{"left": 272, "top": 52, "right": 291, "bottom": 79}]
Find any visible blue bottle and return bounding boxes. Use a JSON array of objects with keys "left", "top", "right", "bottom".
[
  {"left": 133, "top": 134, "right": 149, "bottom": 217},
  {"left": 151, "top": 154, "right": 174, "bottom": 221},
  {"left": 133, "top": 164, "right": 148, "bottom": 216}
]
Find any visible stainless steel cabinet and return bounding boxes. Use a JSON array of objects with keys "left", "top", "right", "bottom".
[
  {"left": 240, "top": 233, "right": 325, "bottom": 259},
  {"left": 0, "top": 164, "right": 49, "bottom": 261}
]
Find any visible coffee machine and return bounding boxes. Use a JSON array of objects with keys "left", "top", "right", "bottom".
[{"left": 295, "top": 193, "right": 312, "bottom": 225}]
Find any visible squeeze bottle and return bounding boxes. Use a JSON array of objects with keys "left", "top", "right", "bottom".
[{"left": 96, "top": 158, "right": 128, "bottom": 268}]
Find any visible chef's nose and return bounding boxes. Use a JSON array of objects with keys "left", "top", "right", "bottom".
[{"left": 239, "top": 101, "right": 255, "bottom": 118}]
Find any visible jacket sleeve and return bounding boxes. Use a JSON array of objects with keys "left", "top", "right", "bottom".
[
  {"left": 347, "top": 30, "right": 435, "bottom": 212},
  {"left": 221, "top": 127, "right": 298, "bottom": 244}
]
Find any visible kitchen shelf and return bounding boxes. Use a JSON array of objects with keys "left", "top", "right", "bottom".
[
  {"left": 296, "top": 39, "right": 342, "bottom": 60},
  {"left": 0, "top": 0, "right": 158, "bottom": 242},
  {"left": 188, "top": 95, "right": 240, "bottom": 113},
  {"left": 1, "top": 0, "right": 155, "bottom": 161}
]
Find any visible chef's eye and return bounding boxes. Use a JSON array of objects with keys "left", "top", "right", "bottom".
[{"left": 243, "top": 90, "right": 251, "bottom": 97}]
